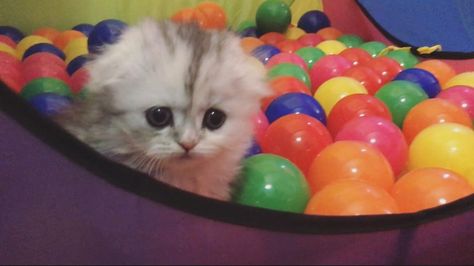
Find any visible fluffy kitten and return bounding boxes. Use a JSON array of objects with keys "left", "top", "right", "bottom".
[{"left": 56, "top": 19, "right": 269, "bottom": 201}]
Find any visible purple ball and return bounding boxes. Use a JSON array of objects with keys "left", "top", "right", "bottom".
[{"left": 297, "top": 10, "right": 330, "bottom": 33}]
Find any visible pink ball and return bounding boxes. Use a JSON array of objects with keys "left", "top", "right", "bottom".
[
  {"left": 252, "top": 110, "right": 270, "bottom": 146},
  {"left": 437, "top": 86, "right": 474, "bottom": 120},
  {"left": 335, "top": 116, "right": 408, "bottom": 176},
  {"left": 70, "top": 67, "right": 89, "bottom": 93},
  {"left": 309, "top": 55, "right": 352, "bottom": 93},
  {"left": 265, "top": 52, "right": 308, "bottom": 72},
  {"left": 298, "top": 33, "right": 323, "bottom": 47}
]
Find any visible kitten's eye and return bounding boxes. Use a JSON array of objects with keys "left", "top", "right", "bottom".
[
  {"left": 145, "top": 107, "right": 173, "bottom": 129},
  {"left": 203, "top": 108, "right": 226, "bottom": 130}
]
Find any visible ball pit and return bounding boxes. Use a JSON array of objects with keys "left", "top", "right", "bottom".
[{"left": 0, "top": 2, "right": 473, "bottom": 220}]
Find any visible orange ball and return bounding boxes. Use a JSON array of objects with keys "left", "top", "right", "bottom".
[
  {"left": 391, "top": 168, "right": 474, "bottom": 213},
  {"left": 240, "top": 37, "right": 264, "bottom": 54},
  {"left": 259, "top": 32, "right": 285, "bottom": 46},
  {"left": 415, "top": 60, "right": 456, "bottom": 87},
  {"left": 171, "top": 8, "right": 199, "bottom": 24},
  {"left": 307, "top": 141, "right": 395, "bottom": 193},
  {"left": 305, "top": 179, "right": 399, "bottom": 216},
  {"left": 261, "top": 76, "right": 311, "bottom": 111},
  {"left": 53, "top": 30, "right": 86, "bottom": 50},
  {"left": 195, "top": 1, "right": 227, "bottom": 29},
  {"left": 32, "top": 27, "right": 61, "bottom": 42},
  {"left": 316, "top": 27, "right": 343, "bottom": 40},
  {"left": 402, "top": 98, "right": 472, "bottom": 144}
]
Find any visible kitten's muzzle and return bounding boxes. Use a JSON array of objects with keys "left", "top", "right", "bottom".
[{"left": 178, "top": 141, "right": 197, "bottom": 153}]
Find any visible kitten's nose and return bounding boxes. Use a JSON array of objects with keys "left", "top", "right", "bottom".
[{"left": 179, "top": 142, "right": 197, "bottom": 152}]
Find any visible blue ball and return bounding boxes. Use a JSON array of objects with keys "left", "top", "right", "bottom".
[
  {"left": 394, "top": 68, "right": 441, "bottom": 98},
  {"left": 251, "top": 45, "right": 281, "bottom": 64},
  {"left": 265, "top": 93, "right": 326, "bottom": 124},
  {"left": 297, "top": 10, "right": 330, "bottom": 33},
  {"left": 67, "top": 55, "right": 88, "bottom": 75},
  {"left": 28, "top": 93, "right": 71, "bottom": 116},
  {"left": 72, "top": 23, "right": 95, "bottom": 37},
  {"left": 239, "top": 27, "right": 258, "bottom": 38},
  {"left": 0, "top": 25, "right": 24, "bottom": 43},
  {"left": 88, "top": 19, "right": 128, "bottom": 54},
  {"left": 245, "top": 140, "right": 262, "bottom": 158},
  {"left": 22, "top": 43, "right": 66, "bottom": 60}
]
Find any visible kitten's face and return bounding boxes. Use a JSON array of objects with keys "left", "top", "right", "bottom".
[{"left": 85, "top": 20, "right": 268, "bottom": 171}]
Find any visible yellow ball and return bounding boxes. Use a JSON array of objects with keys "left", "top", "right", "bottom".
[
  {"left": 443, "top": 71, "right": 474, "bottom": 89},
  {"left": 409, "top": 123, "right": 474, "bottom": 186},
  {"left": 316, "top": 40, "right": 347, "bottom": 55},
  {"left": 64, "top": 37, "right": 88, "bottom": 64},
  {"left": 314, "top": 77, "right": 368, "bottom": 114},
  {"left": 285, "top": 27, "right": 306, "bottom": 40},
  {"left": 0, "top": 43, "right": 17, "bottom": 58},
  {"left": 16, "top": 35, "right": 52, "bottom": 59}
]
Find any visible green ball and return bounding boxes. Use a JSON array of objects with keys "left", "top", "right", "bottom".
[
  {"left": 358, "top": 41, "right": 387, "bottom": 57},
  {"left": 386, "top": 50, "right": 419, "bottom": 69},
  {"left": 236, "top": 20, "right": 256, "bottom": 33},
  {"left": 337, "top": 34, "right": 364, "bottom": 48},
  {"left": 295, "top": 47, "right": 325, "bottom": 69},
  {"left": 256, "top": 0, "right": 292, "bottom": 34},
  {"left": 375, "top": 80, "right": 428, "bottom": 127},
  {"left": 233, "top": 154, "right": 311, "bottom": 213},
  {"left": 21, "top": 78, "right": 73, "bottom": 100},
  {"left": 267, "top": 63, "right": 311, "bottom": 88}
]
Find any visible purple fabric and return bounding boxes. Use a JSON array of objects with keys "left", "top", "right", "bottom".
[{"left": 1, "top": 110, "right": 473, "bottom": 264}]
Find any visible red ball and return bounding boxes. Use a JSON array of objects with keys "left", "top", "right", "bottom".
[
  {"left": 339, "top": 47, "right": 372, "bottom": 67},
  {"left": 327, "top": 94, "right": 392, "bottom": 137},
  {"left": 265, "top": 52, "right": 308, "bottom": 72},
  {"left": 253, "top": 110, "right": 269, "bottom": 146},
  {"left": 309, "top": 55, "right": 352, "bottom": 93},
  {"left": 343, "top": 65, "right": 384, "bottom": 95},
  {"left": 70, "top": 67, "right": 89, "bottom": 93},
  {"left": 261, "top": 114, "right": 333, "bottom": 175},
  {"left": 362, "top": 56, "right": 403, "bottom": 84},
  {"left": 275, "top": 39, "right": 303, "bottom": 53},
  {"left": 259, "top": 32, "right": 286, "bottom": 46},
  {"left": 297, "top": 33, "right": 323, "bottom": 47},
  {"left": 0, "top": 35, "right": 16, "bottom": 48},
  {"left": 22, "top": 52, "right": 66, "bottom": 69},
  {"left": 22, "top": 62, "right": 70, "bottom": 87}
]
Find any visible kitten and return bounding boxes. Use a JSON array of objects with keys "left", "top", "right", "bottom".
[{"left": 56, "top": 19, "right": 269, "bottom": 201}]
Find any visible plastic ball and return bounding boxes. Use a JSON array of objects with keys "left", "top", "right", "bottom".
[
  {"left": 236, "top": 20, "right": 256, "bottom": 33},
  {"left": 22, "top": 43, "right": 65, "bottom": 60},
  {"left": 415, "top": 59, "right": 456, "bottom": 87},
  {"left": 0, "top": 50, "right": 20, "bottom": 66},
  {"left": 437, "top": 85, "right": 474, "bottom": 120},
  {"left": 261, "top": 114, "right": 332, "bottom": 175},
  {"left": 295, "top": 47, "right": 325, "bottom": 69},
  {"left": 53, "top": 30, "right": 86, "bottom": 50},
  {"left": 305, "top": 179, "right": 399, "bottom": 216},
  {"left": 72, "top": 24, "right": 95, "bottom": 37},
  {"left": 275, "top": 39, "right": 303, "bottom": 54},
  {"left": 313, "top": 76, "right": 368, "bottom": 115},
  {"left": 251, "top": 45, "right": 281, "bottom": 64},
  {"left": 0, "top": 42, "right": 18, "bottom": 57},
  {"left": 22, "top": 52, "right": 66, "bottom": 69},
  {"left": 239, "top": 27, "right": 258, "bottom": 38},
  {"left": 358, "top": 41, "right": 387, "bottom": 57},
  {"left": 285, "top": 27, "right": 306, "bottom": 40},
  {"left": 240, "top": 37, "right": 265, "bottom": 54},
  {"left": 16, "top": 35, "right": 52, "bottom": 59},
  {"left": 265, "top": 92, "right": 326, "bottom": 124},
  {"left": 327, "top": 94, "right": 391, "bottom": 137},
  {"left": 391, "top": 168, "right": 474, "bottom": 213},
  {"left": 261, "top": 76, "right": 311, "bottom": 111},
  {"left": 0, "top": 54, "right": 22, "bottom": 93},
  {"left": 22, "top": 62, "right": 70, "bottom": 86},
  {"left": 362, "top": 56, "right": 403, "bottom": 85},
  {"left": 66, "top": 55, "right": 88, "bottom": 75},
  {"left": 0, "top": 26, "right": 25, "bottom": 43},
  {"left": 297, "top": 10, "right": 330, "bottom": 33},
  {"left": 309, "top": 55, "right": 352, "bottom": 92},
  {"left": 337, "top": 34, "right": 364, "bottom": 48},
  {"left": 375, "top": 80, "right": 428, "bottom": 127},
  {"left": 315, "top": 40, "right": 347, "bottom": 55},
  {"left": 233, "top": 154, "right": 310, "bottom": 213},
  {"left": 316, "top": 27, "right": 343, "bottom": 40},
  {"left": 245, "top": 140, "right": 262, "bottom": 158},
  {"left": 443, "top": 72, "right": 474, "bottom": 89},
  {"left": 255, "top": 0, "right": 292, "bottom": 34},
  {"left": 259, "top": 32, "right": 285, "bottom": 46},
  {"left": 20, "top": 77, "right": 72, "bottom": 100},
  {"left": 28, "top": 93, "right": 71, "bottom": 116},
  {"left": 32, "top": 27, "right": 60, "bottom": 42},
  {"left": 70, "top": 68, "right": 89, "bottom": 93},
  {"left": 403, "top": 98, "right": 472, "bottom": 144},
  {"left": 339, "top": 48, "right": 372, "bottom": 67},
  {"left": 64, "top": 37, "right": 88, "bottom": 64},
  {"left": 253, "top": 110, "right": 269, "bottom": 146},
  {"left": 409, "top": 123, "right": 474, "bottom": 186},
  {"left": 336, "top": 116, "right": 408, "bottom": 176},
  {"left": 195, "top": 1, "right": 227, "bottom": 29},
  {"left": 88, "top": 19, "right": 128, "bottom": 54},
  {"left": 297, "top": 33, "right": 323, "bottom": 47},
  {"left": 386, "top": 50, "right": 419, "bottom": 69},
  {"left": 394, "top": 68, "right": 441, "bottom": 98},
  {"left": 267, "top": 63, "right": 311, "bottom": 89},
  {"left": 343, "top": 65, "right": 383, "bottom": 95},
  {"left": 265, "top": 52, "right": 308, "bottom": 71},
  {"left": 307, "top": 140, "right": 395, "bottom": 193},
  {"left": 0, "top": 35, "right": 16, "bottom": 48}
]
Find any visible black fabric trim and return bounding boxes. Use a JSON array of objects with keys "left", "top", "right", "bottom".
[
  {"left": 1, "top": 83, "right": 474, "bottom": 235},
  {"left": 356, "top": 0, "right": 474, "bottom": 60}
]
